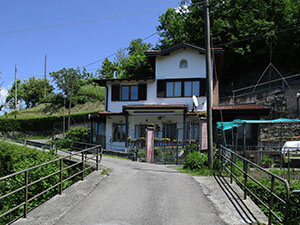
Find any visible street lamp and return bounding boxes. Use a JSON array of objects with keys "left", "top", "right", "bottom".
[{"left": 297, "top": 93, "right": 300, "bottom": 118}]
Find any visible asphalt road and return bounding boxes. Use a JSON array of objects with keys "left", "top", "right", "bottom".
[{"left": 53, "top": 157, "right": 225, "bottom": 225}]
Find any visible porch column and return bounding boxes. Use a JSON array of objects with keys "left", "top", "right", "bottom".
[
  {"left": 183, "top": 109, "right": 187, "bottom": 144},
  {"left": 125, "top": 112, "right": 129, "bottom": 149}
]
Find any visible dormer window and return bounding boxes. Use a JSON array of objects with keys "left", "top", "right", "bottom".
[{"left": 179, "top": 59, "right": 188, "bottom": 68}]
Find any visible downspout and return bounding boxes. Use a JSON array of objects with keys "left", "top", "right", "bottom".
[{"left": 104, "top": 85, "right": 109, "bottom": 111}]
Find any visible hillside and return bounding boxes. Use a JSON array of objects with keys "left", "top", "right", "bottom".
[{"left": 3, "top": 101, "right": 104, "bottom": 118}]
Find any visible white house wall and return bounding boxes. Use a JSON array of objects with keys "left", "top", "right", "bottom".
[
  {"left": 107, "top": 48, "right": 213, "bottom": 113},
  {"left": 156, "top": 48, "right": 207, "bottom": 79}
]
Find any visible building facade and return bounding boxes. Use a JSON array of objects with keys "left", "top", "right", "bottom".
[{"left": 91, "top": 42, "right": 223, "bottom": 151}]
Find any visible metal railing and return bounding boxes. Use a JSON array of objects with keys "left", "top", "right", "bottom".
[
  {"left": 218, "top": 145, "right": 290, "bottom": 225},
  {"left": 232, "top": 72, "right": 300, "bottom": 98},
  {"left": 0, "top": 144, "right": 102, "bottom": 224}
]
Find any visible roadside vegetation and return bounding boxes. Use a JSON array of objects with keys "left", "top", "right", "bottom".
[{"left": 0, "top": 141, "right": 92, "bottom": 224}]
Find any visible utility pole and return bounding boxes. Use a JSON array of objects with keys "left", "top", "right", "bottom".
[
  {"left": 44, "top": 55, "right": 47, "bottom": 98},
  {"left": 14, "top": 64, "right": 17, "bottom": 112},
  {"left": 204, "top": 0, "right": 213, "bottom": 168},
  {"left": 67, "top": 73, "right": 75, "bottom": 131}
]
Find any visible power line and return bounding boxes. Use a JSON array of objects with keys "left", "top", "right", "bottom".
[
  {"left": 214, "top": 25, "right": 300, "bottom": 47},
  {"left": 81, "top": 31, "right": 159, "bottom": 68},
  {"left": 0, "top": 8, "right": 172, "bottom": 37}
]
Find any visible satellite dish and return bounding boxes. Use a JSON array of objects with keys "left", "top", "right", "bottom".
[{"left": 193, "top": 95, "right": 199, "bottom": 108}]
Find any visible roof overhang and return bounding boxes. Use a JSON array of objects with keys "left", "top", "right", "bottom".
[{"left": 93, "top": 77, "right": 155, "bottom": 86}]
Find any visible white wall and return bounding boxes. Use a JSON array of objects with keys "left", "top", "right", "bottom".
[
  {"left": 156, "top": 48, "right": 206, "bottom": 79},
  {"left": 106, "top": 48, "right": 212, "bottom": 113}
]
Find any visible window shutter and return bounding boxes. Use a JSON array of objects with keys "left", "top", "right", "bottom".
[
  {"left": 111, "top": 84, "right": 120, "bottom": 101},
  {"left": 138, "top": 84, "right": 147, "bottom": 100},
  {"left": 157, "top": 80, "right": 166, "bottom": 97},
  {"left": 200, "top": 79, "right": 206, "bottom": 96}
]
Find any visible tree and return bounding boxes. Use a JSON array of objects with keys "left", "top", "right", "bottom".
[
  {"left": 49, "top": 68, "right": 91, "bottom": 97},
  {"left": 21, "top": 77, "right": 53, "bottom": 108},
  {"left": 98, "top": 58, "right": 116, "bottom": 79},
  {"left": 5, "top": 80, "right": 23, "bottom": 110},
  {"left": 98, "top": 39, "right": 153, "bottom": 79}
]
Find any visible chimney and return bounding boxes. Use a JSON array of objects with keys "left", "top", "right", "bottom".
[{"left": 113, "top": 70, "right": 117, "bottom": 79}]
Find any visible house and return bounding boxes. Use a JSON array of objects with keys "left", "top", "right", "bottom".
[{"left": 90, "top": 42, "right": 224, "bottom": 151}]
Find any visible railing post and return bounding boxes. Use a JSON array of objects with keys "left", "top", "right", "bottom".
[
  {"left": 243, "top": 160, "right": 248, "bottom": 200},
  {"left": 59, "top": 158, "right": 63, "bottom": 194},
  {"left": 96, "top": 147, "right": 99, "bottom": 171},
  {"left": 24, "top": 170, "right": 28, "bottom": 218},
  {"left": 269, "top": 176, "right": 275, "bottom": 225},
  {"left": 230, "top": 151, "right": 233, "bottom": 184},
  {"left": 81, "top": 152, "right": 84, "bottom": 181}
]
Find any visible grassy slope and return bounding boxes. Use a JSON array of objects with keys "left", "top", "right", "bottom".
[{"left": 4, "top": 101, "right": 104, "bottom": 118}]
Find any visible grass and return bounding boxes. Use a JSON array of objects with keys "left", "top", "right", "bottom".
[
  {"left": 103, "top": 154, "right": 131, "bottom": 161},
  {"left": 101, "top": 168, "right": 111, "bottom": 175},
  {"left": 2, "top": 102, "right": 104, "bottom": 118},
  {"left": 178, "top": 166, "right": 216, "bottom": 176}
]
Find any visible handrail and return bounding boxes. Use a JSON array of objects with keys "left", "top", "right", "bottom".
[
  {"left": 0, "top": 144, "right": 102, "bottom": 224},
  {"left": 219, "top": 145, "right": 290, "bottom": 225}
]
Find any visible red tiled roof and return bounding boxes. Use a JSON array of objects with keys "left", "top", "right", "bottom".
[
  {"left": 212, "top": 104, "right": 268, "bottom": 110},
  {"left": 124, "top": 104, "right": 187, "bottom": 109}
]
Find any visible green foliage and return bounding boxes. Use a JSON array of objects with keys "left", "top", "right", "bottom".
[
  {"left": 0, "top": 112, "right": 91, "bottom": 132},
  {"left": 49, "top": 68, "right": 91, "bottom": 97},
  {"left": 65, "top": 127, "right": 89, "bottom": 143},
  {"left": 183, "top": 144, "right": 198, "bottom": 155},
  {"left": 5, "top": 78, "right": 54, "bottom": 109},
  {"left": 184, "top": 151, "right": 208, "bottom": 170},
  {"left": 77, "top": 84, "right": 105, "bottom": 100},
  {"left": 262, "top": 155, "right": 274, "bottom": 165},
  {"left": 21, "top": 77, "right": 53, "bottom": 108},
  {"left": 5, "top": 79, "right": 22, "bottom": 109},
  {"left": 0, "top": 141, "right": 92, "bottom": 224},
  {"left": 98, "top": 38, "right": 153, "bottom": 79}
]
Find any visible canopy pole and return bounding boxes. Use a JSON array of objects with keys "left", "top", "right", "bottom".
[
  {"left": 243, "top": 122, "right": 246, "bottom": 158},
  {"left": 280, "top": 123, "right": 283, "bottom": 170}
]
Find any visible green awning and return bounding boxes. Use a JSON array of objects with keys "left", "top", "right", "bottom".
[{"left": 217, "top": 118, "right": 300, "bottom": 131}]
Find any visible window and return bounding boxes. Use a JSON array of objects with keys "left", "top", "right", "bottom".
[
  {"left": 166, "top": 81, "right": 181, "bottom": 97},
  {"left": 135, "top": 124, "right": 148, "bottom": 139},
  {"left": 163, "top": 123, "right": 177, "bottom": 140},
  {"left": 112, "top": 84, "right": 147, "bottom": 101},
  {"left": 121, "top": 85, "right": 138, "bottom": 101},
  {"left": 113, "top": 124, "right": 126, "bottom": 142},
  {"left": 180, "top": 59, "right": 188, "bottom": 68},
  {"left": 190, "top": 123, "right": 199, "bottom": 141},
  {"left": 184, "top": 80, "right": 200, "bottom": 97},
  {"left": 157, "top": 79, "right": 205, "bottom": 98}
]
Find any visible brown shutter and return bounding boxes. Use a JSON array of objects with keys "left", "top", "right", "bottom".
[
  {"left": 157, "top": 80, "right": 166, "bottom": 97},
  {"left": 138, "top": 84, "right": 147, "bottom": 100},
  {"left": 200, "top": 79, "right": 206, "bottom": 96},
  {"left": 111, "top": 84, "right": 120, "bottom": 101}
]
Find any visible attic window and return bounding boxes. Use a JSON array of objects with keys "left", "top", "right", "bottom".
[{"left": 179, "top": 59, "right": 188, "bottom": 68}]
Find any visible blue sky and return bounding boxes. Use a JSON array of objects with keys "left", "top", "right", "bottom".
[{"left": 0, "top": 0, "right": 179, "bottom": 105}]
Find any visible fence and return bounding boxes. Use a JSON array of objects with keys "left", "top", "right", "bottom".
[
  {"left": 232, "top": 72, "right": 300, "bottom": 98},
  {"left": 218, "top": 145, "right": 290, "bottom": 225},
  {"left": 0, "top": 144, "right": 102, "bottom": 224}
]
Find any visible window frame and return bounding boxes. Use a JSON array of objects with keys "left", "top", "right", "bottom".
[
  {"left": 157, "top": 78, "right": 204, "bottom": 98},
  {"left": 121, "top": 85, "right": 139, "bottom": 101},
  {"left": 179, "top": 59, "right": 188, "bottom": 68}
]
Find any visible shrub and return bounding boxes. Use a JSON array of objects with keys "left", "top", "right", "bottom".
[
  {"left": 65, "top": 127, "right": 89, "bottom": 143},
  {"left": 0, "top": 112, "right": 92, "bottom": 133},
  {"left": 184, "top": 152, "right": 208, "bottom": 170},
  {"left": 183, "top": 144, "right": 198, "bottom": 155}
]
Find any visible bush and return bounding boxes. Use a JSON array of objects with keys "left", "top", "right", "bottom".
[
  {"left": 65, "top": 127, "right": 89, "bottom": 143},
  {"left": 0, "top": 112, "right": 92, "bottom": 133},
  {"left": 183, "top": 144, "right": 198, "bottom": 155},
  {"left": 184, "top": 151, "right": 208, "bottom": 170}
]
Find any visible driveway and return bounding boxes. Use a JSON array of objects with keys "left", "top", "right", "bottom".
[{"left": 14, "top": 157, "right": 266, "bottom": 225}]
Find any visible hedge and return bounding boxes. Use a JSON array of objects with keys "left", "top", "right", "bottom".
[{"left": 0, "top": 111, "right": 97, "bottom": 133}]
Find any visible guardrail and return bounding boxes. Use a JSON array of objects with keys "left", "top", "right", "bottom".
[
  {"left": 218, "top": 145, "right": 290, "bottom": 225},
  {"left": 0, "top": 144, "right": 102, "bottom": 224}
]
